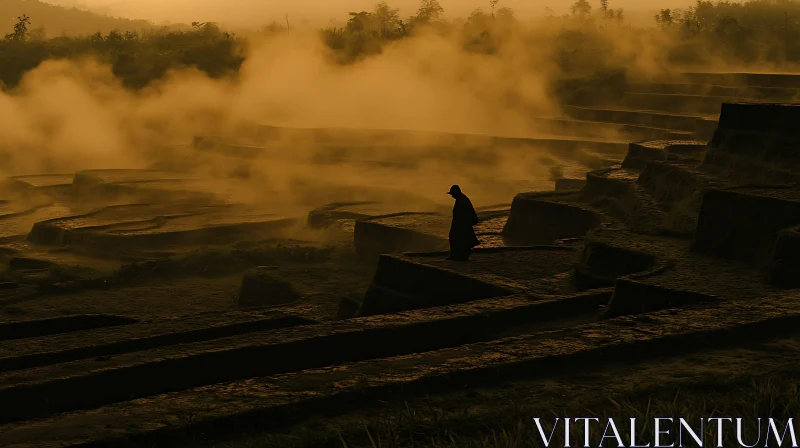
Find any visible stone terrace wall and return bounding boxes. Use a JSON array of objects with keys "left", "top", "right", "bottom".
[{"left": 708, "top": 103, "right": 800, "bottom": 169}]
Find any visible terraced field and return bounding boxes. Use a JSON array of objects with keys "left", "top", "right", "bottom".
[{"left": 2, "top": 72, "right": 800, "bottom": 447}]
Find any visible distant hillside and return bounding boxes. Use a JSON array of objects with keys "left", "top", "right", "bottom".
[{"left": 1, "top": 0, "right": 155, "bottom": 37}]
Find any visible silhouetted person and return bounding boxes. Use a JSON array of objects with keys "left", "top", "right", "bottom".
[{"left": 447, "top": 185, "right": 480, "bottom": 261}]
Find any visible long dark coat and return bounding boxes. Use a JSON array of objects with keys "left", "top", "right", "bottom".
[{"left": 449, "top": 193, "right": 480, "bottom": 251}]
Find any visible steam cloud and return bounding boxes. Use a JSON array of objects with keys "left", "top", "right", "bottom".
[{"left": 0, "top": 16, "right": 711, "bottom": 212}]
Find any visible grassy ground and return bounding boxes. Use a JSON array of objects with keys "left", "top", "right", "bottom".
[
  {"left": 191, "top": 335, "right": 800, "bottom": 448},
  {"left": 204, "top": 375, "right": 799, "bottom": 448},
  {"left": 336, "top": 374, "right": 796, "bottom": 448},
  {"left": 331, "top": 379, "right": 795, "bottom": 448}
]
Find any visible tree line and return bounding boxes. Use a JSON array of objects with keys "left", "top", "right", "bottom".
[{"left": 3, "top": 0, "right": 800, "bottom": 91}]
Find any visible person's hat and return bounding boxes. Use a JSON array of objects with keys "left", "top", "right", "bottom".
[{"left": 447, "top": 185, "right": 461, "bottom": 195}]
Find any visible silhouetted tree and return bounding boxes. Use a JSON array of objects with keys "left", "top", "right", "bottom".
[
  {"left": 191, "top": 22, "right": 221, "bottom": 35},
  {"left": 598, "top": 0, "right": 623, "bottom": 22},
  {"left": 373, "top": 2, "right": 403, "bottom": 37},
  {"left": 5, "top": 14, "right": 31, "bottom": 41},
  {"left": 105, "top": 29, "right": 124, "bottom": 42},
  {"left": 341, "top": 3, "right": 404, "bottom": 38},
  {"left": 655, "top": 9, "right": 674, "bottom": 28},
  {"left": 345, "top": 11, "right": 370, "bottom": 33},
  {"left": 466, "top": 8, "right": 490, "bottom": 27},
  {"left": 571, "top": 0, "right": 592, "bottom": 18},
  {"left": 599, "top": 0, "right": 616, "bottom": 20},
  {"left": 497, "top": 7, "right": 515, "bottom": 20},
  {"left": 413, "top": 0, "right": 444, "bottom": 25}
]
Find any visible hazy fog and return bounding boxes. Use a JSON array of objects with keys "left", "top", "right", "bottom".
[
  {"left": 43, "top": 0, "right": 698, "bottom": 27},
  {"left": 0, "top": 15, "right": 671, "bottom": 208},
  {"left": 0, "top": 0, "right": 747, "bottom": 210}
]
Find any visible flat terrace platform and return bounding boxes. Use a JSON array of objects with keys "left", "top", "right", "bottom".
[
  {"left": 308, "top": 201, "right": 444, "bottom": 228},
  {"left": 562, "top": 105, "right": 714, "bottom": 131},
  {"left": 353, "top": 208, "right": 513, "bottom": 260},
  {"left": 3, "top": 174, "right": 74, "bottom": 194},
  {"left": 681, "top": 72, "right": 800, "bottom": 88},
  {"left": 72, "top": 169, "right": 194, "bottom": 186},
  {"left": 0, "top": 306, "right": 319, "bottom": 373},
  {"left": 397, "top": 246, "right": 581, "bottom": 292},
  {"left": 358, "top": 245, "right": 585, "bottom": 316},
  {"left": 584, "top": 228, "right": 779, "bottom": 301},
  {"left": 27, "top": 203, "right": 300, "bottom": 250},
  {"left": 0, "top": 203, "right": 84, "bottom": 243},
  {"left": 71, "top": 169, "right": 231, "bottom": 203},
  {"left": 627, "top": 81, "right": 800, "bottom": 100}
]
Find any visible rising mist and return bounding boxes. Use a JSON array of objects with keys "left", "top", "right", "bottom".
[{"left": 1, "top": 0, "right": 795, "bottom": 213}]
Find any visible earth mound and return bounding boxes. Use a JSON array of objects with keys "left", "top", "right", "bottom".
[
  {"left": 238, "top": 267, "right": 301, "bottom": 308},
  {"left": 554, "top": 178, "right": 587, "bottom": 191},
  {"left": 573, "top": 239, "right": 658, "bottom": 290},
  {"left": 502, "top": 192, "right": 606, "bottom": 245}
]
